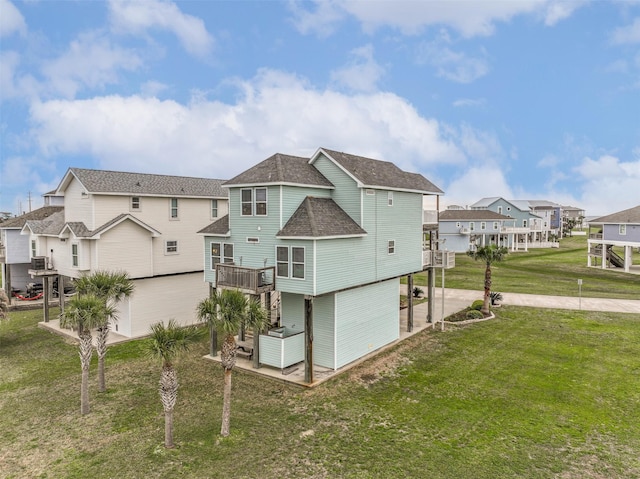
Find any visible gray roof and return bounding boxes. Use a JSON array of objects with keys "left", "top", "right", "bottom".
[
  {"left": 23, "top": 210, "right": 66, "bottom": 235},
  {"left": 319, "top": 148, "right": 443, "bottom": 194},
  {"left": 439, "top": 210, "right": 513, "bottom": 221},
  {"left": 53, "top": 215, "right": 160, "bottom": 238},
  {"left": 223, "top": 153, "right": 334, "bottom": 188},
  {"left": 277, "top": 197, "right": 367, "bottom": 238},
  {"left": 590, "top": 205, "right": 640, "bottom": 225},
  {"left": 198, "top": 215, "right": 230, "bottom": 235},
  {"left": 1, "top": 206, "right": 64, "bottom": 229},
  {"left": 63, "top": 168, "right": 227, "bottom": 198}
]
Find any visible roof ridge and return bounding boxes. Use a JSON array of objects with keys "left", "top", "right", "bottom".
[{"left": 305, "top": 197, "right": 318, "bottom": 237}]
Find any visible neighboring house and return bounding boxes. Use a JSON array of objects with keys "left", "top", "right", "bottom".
[
  {"left": 439, "top": 209, "right": 516, "bottom": 253},
  {"left": 23, "top": 168, "right": 228, "bottom": 337},
  {"left": 587, "top": 205, "right": 640, "bottom": 273},
  {"left": 1, "top": 205, "right": 64, "bottom": 301},
  {"left": 199, "top": 147, "right": 446, "bottom": 383},
  {"left": 562, "top": 205, "right": 586, "bottom": 233}
]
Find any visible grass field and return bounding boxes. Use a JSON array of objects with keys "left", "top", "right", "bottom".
[
  {"left": 409, "top": 235, "right": 640, "bottom": 299},
  {"left": 2, "top": 304, "right": 640, "bottom": 478}
]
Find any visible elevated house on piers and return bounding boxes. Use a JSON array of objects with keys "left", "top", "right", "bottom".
[
  {"left": 199, "top": 147, "right": 452, "bottom": 384},
  {"left": 587, "top": 205, "right": 640, "bottom": 274}
]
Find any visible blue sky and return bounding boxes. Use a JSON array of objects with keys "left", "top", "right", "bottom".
[{"left": 1, "top": 0, "right": 639, "bottom": 216}]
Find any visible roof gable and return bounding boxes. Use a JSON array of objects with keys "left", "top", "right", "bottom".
[
  {"left": 1, "top": 206, "right": 64, "bottom": 229},
  {"left": 313, "top": 148, "right": 443, "bottom": 195},
  {"left": 198, "top": 215, "right": 230, "bottom": 236},
  {"left": 277, "top": 197, "right": 367, "bottom": 239}
]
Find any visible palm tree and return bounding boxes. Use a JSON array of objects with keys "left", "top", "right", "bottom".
[
  {"left": 74, "top": 271, "right": 134, "bottom": 392},
  {"left": 197, "top": 289, "right": 269, "bottom": 437},
  {"left": 467, "top": 244, "right": 509, "bottom": 316},
  {"left": 147, "top": 319, "right": 203, "bottom": 448},
  {"left": 60, "top": 294, "right": 114, "bottom": 415}
]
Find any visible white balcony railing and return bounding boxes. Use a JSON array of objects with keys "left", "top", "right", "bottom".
[{"left": 423, "top": 210, "right": 438, "bottom": 224}]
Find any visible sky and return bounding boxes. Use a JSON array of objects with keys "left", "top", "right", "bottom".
[{"left": 1, "top": 0, "right": 639, "bottom": 217}]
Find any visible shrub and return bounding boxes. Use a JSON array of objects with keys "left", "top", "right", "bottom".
[
  {"left": 471, "top": 300, "right": 485, "bottom": 311},
  {"left": 490, "top": 292, "right": 503, "bottom": 305},
  {"left": 412, "top": 287, "right": 424, "bottom": 298},
  {"left": 465, "top": 310, "right": 484, "bottom": 320}
]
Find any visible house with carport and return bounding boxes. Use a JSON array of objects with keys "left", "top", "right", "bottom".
[
  {"left": 23, "top": 168, "right": 228, "bottom": 337},
  {"left": 199, "top": 147, "right": 448, "bottom": 384},
  {"left": 587, "top": 205, "right": 640, "bottom": 274}
]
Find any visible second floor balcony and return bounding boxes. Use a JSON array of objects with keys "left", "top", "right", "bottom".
[
  {"left": 423, "top": 250, "right": 456, "bottom": 269},
  {"left": 215, "top": 263, "right": 276, "bottom": 295}
]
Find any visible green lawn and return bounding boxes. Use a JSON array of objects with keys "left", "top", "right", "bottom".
[
  {"left": 2, "top": 305, "right": 640, "bottom": 478},
  {"left": 410, "top": 236, "right": 640, "bottom": 299}
]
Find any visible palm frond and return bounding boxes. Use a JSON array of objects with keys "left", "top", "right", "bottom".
[{"left": 147, "top": 319, "right": 204, "bottom": 365}]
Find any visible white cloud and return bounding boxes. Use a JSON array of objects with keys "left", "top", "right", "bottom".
[
  {"left": 417, "top": 32, "right": 489, "bottom": 83},
  {"left": 443, "top": 166, "right": 514, "bottom": 209},
  {"left": 610, "top": 17, "right": 640, "bottom": 45},
  {"left": 41, "top": 31, "right": 142, "bottom": 98},
  {"left": 573, "top": 155, "right": 640, "bottom": 215},
  {"left": 330, "top": 44, "right": 385, "bottom": 92},
  {"left": 108, "top": 0, "right": 214, "bottom": 58},
  {"left": 452, "top": 98, "right": 487, "bottom": 108},
  {"left": 0, "top": 0, "right": 26, "bottom": 38},
  {"left": 289, "top": 0, "right": 582, "bottom": 38},
  {"left": 140, "top": 80, "right": 169, "bottom": 97},
  {"left": 27, "top": 69, "right": 466, "bottom": 181}
]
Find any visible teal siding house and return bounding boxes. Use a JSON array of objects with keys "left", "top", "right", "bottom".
[{"left": 199, "top": 148, "right": 443, "bottom": 383}]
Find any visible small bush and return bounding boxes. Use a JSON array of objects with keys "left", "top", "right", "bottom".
[
  {"left": 490, "top": 292, "right": 503, "bottom": 305},
  {"left": 471, "top": 300, "right": 485, "bottom": 311},
  {"left": 412, "top": 287, "right": 424, "bottom": 298},
  {"left": 465, "top": 310, "right": 484, "bottom": 320}
]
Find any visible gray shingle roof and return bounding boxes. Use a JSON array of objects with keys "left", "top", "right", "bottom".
[
  {"left": 198, "top": 215, "right": 230, "bottom": 235},
  {"left": 439, "top": 210, "right": 513, "bottom": 221},
  {"left": 1, "top": 206, "right": 64, "bottom": 228},
  {"left": 66, "top": 168, "right": 227, "bottom": 198},
  {"left": 58, "top": 215, "right": 161, "bottom": 238},
  {"left": 319, "top": 148, "right": 443, "bottom": 195},
  {"left": 590, "top": 205, "right": 640, "bottom": 224},
  {"left": 23, "top": 210, "right": 66, "bottom": 235},
  {"left": 223, "top": 153, "right": 334, "bottom": 188},
  {"left": 277, "top": 197, "right": 367, "bottom": 238}
]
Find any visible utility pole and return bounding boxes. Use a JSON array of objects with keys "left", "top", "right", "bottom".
[{"left": 28, "top": 191, "right": 32, "bottom": 212}]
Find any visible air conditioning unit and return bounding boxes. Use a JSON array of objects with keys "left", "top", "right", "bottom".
[{"left": 31, "top": 256, "right": 47, "bottom": 270}]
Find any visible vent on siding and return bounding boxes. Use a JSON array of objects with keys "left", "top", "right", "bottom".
[
  {"left": 246, "top": 237, "right": 260, "bottom": 244},
  {"left": 366, "top": 189, "right": 375, "bottom": 195}
]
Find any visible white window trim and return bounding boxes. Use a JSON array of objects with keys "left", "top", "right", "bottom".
[
  {"left": 71, "top": 243, "right": 79, "bottom": 268},
  {"left": 31, "top": 240, "right": 37, "bottom": 258},
  {"left": 211, "top": 242, "right": 234, "bottom": 270},
  {"left": 241, "top": 188, "right": 253, "bottom": 216},
  {"left": 619, "top": 224, "right": 626, "bottom": 235},
  {"left": 165, "top": 240, "right": 179, "bottom": 255},
  {"left": 456, "top": 222, "right": 461, "bottom": 228},
  {"left": 493, "top": 222, "right": 499, "bottom": 230},
  {"left": 246, "top": 237, "right": 259, "bottom": 244},
  {"left": 275, "top": 245, "right": 305, "bottom": 279},
  {"left": 388, "top": 192, "right": 393, "bottom": 206},
  {"left": 469, "top": 222, "right": 475, "bottom": 231},
  {"left": 291, "top": 246, "right": 305, "bottom": 280},
  {"left": 481, "top": 222, "right": 486, "bottom": 230},
  {"left": 255, "top": 187, "right": 267, "bottom": 217},
  {"left": 131, "top": 196, "right": 141, "bottom": 212},
  {"left": 169, "top": 198, "right": 179, "bottom": 220},
  {"left": 276, "top": 245, "right": 289, "bottom": 278},
  {"left": 211, "top": 199, "right": 218, "bottom": 219},
  {"left": 388, "top": 240, "right": 395, "bottom": 255}
]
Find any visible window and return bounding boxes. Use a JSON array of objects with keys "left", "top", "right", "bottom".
[
  {"left": 456, "top": 222, "right": 461, "bottom": 228},
  {"left": 507, "top": 207, "right": 511, "bottom": 211},
  {"left": 498, "top": 206, "right": 503, "bottom": 214},
  {"left": 388, "top": 192, "right": 394, "bottom": 206},
  {"left": 131, "top": 197, "right": 140, "bottom": 210},
  {"left": 366, "top": 189, "right": 375, "bottom": 195},
  {"left": 469, "top": 222, "right": 475, "bottom": 231},
  {"left": 481, "top": 222, "right": 486, "bottom": 230},
  {"left": 246, "top": 237, "right": 259, "bottom": 244},
  {"left": 523, "top": 219, "right": 528, "bottom": 228},
  {"left": 620, "top": 224, "right": 627, "bottom": 235},
  {"left": 493, "top": 222, "right": 499, "bottom": 230},
  {"left": 31, "top": 240, "right": 36, "bottom": 258},
  {"left": 388, "top": 240, "right": 395, "bottom": 255},
  {"left": 170, "top": 198, "right": 178, "bottom": 219},
  {"left": 276, "top": 246, "right": 305, "bottom": 279},
  {"left": 211, "top": 242, "right": 233, "bottom": 269},
  {"left": 241, "top": 189, "right": 252, "bottom": 216},
  {"left": 211, "top": 199, "right": 218, "bottom": 218},
  {"left": 276, "top": 246, "right": 289, "bottom": 277},
  {"left": 292, "top": 247, "right": 305, "bottom": 279},
  {"left": 71, "top": 243, "right": 79, "bottom": 267},
  {"left": 165, "top": 240, "right": 178, "bottom": 254},
  {"left": 241, "top": 188, "right": 267, "bottom": 216},
  {"left": 255, "top": 188, "right": 267, "bottom": 216}
]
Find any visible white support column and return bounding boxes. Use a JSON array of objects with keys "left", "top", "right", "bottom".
[
  {"left": 601, "top": 244, "right": 606, "bottom": 269},
  {"left": 624, "top": 245, "right": 632, "bottom": 273}
]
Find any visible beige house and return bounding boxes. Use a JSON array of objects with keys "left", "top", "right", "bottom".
[{"left": 23, "top": 168, "right": 227, "bottom": 338}]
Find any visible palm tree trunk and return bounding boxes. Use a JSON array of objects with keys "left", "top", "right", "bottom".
[
  {"left": 96, "top": 327, "right": 109, "bottom": 392},
  {"left": 160, "top": 365, "right": 178, "bottom": 448},
  {"left": 482, "top": 263, "right": 492, "bottom": 315},
  {"left": 79, "top": 329, "right": 93, "bottom": 415},
  {"left": 221, "top": 368, "right": 232, "bottom": 437}
]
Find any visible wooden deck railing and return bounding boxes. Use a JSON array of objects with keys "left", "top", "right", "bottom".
[{"left": 215, "top": 264, "right": 275, "bottom": 294}]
